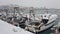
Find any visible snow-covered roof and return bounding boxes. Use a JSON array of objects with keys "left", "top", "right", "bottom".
[{"left": 0, "top": 20, "right": 33, "bottom": 34}]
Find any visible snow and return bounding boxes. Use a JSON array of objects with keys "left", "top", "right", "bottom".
[{"left": 0, "top": 20, "right": 33, "bottom": 34}]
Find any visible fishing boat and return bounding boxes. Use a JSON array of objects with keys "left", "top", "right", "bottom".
[{"left": 24, "top": 14, "right": 58, "bottom": 33}]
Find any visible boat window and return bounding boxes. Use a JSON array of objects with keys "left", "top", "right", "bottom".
[{"left": 44, "top": 15, "right": 46, "bottom": 17}]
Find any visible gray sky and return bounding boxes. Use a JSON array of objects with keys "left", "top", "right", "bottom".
[{"left": 0, "top": 0, "right": 60, "bottom": 9}]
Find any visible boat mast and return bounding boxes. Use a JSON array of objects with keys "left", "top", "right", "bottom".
[
  {"left": 14, "top": 7, "right": 23, "bottom": 18},
  {"left": 13, "top": 7, "right": 20, "bottom": 27},
  {"left": 29, "top": 7, "right": 35, "bottom": 20},
  {"left": 14, "top": 7, "right": 16, "bottom": 17},
  {"left": 4, "top": 8, "right": 9, "bottom": 18}
]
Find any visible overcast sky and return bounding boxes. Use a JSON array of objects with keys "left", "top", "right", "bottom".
[{"left": 0, "top": 0, "right": 60, "bottom": 9}]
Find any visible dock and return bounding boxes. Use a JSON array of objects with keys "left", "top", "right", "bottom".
[{"left": 0, "top": 20, "right": 33, "bottom": 34}]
